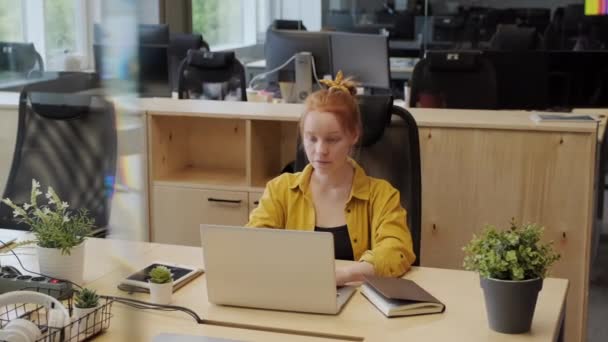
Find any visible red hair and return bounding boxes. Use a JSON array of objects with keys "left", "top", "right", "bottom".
[{"left": 300, "top": 82, "right": 361, "bottom": 140}]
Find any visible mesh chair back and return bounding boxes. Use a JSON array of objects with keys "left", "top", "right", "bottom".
[
  {"left": 0, "top": 91, "right": 117, "bottom": 231},
  {"left": 489, "top": 24, "right": 539, "bottom": 51},
  {"left": 177, "top": 50, "right": 247, "bottom": 101},
  {"left": 168, "top": 33, "right": 209, "bottom": 91},
  {"left": 294, "top": 95, "right": 421, "bottom": 265},
  {"left": 0, "top": 42, "right": 44, "bottom": 76}
]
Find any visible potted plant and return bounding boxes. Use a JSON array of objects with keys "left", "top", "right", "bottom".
[
  {"left": 148, "top": 265, "right": 173, "bottom": 305},
  {"left": 1, "top": 179, "right": 94, "bottom": 284},
  {"left": 73, "top": 288, "right": 101, "bottom": 335},
  {"left": 463, "top": 220, "right": 560, "bottom": 334}
]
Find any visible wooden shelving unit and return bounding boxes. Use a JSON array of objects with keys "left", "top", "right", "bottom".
[
  {"left": 143, "top": 99, "right": 607, "bottom": 342},
  {"left": 148, "top": 112, "right": 299, "bottom": 247}
]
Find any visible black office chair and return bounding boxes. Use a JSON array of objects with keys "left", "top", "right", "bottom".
[
  {"left": 294, "top": 95, "right": 422, "bottom": 266},
  {"left": 272, "top": 19, "right": 307, "bottom": 31},
  {"left": 409, "top": 50, "right": 498, "bottom": 109},
  {"left": 515, "top": 8, "right": 551, "bottom": 34},
  {"left": 390, "top": 10, "right": 415, "bottom": 40},
  {"left": 489, "top": 24, "right": 540, "bottom": 51},
  {"left": 484, "top": 51, "right": 548, "bottom": 110},
  {"left": 177, "top": 50, "right": 247, "bottom": 101},
  {"left": 0, "top": 89, "right": 117, "bottom": 234},
  {"left": 169, "top": 33, "right": 209, "bottom": 92},
  {"left": 432, "top": 15, "right": 466, "bottom": 44},
  {"left": 543, "top": 7, "right": 565, "bottom": 50},
  {"left": 0, "top": 42, "right": 44, "bottom": 77}
]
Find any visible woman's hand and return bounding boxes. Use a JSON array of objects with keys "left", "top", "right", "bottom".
[{"left": 335, "top": 262, "right": 375, "bottom": 286}]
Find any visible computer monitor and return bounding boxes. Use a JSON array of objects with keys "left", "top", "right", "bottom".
[
  {"left": 330, "top": 32, "right": 390, "bottom": 90},
  {"left": 93, "top": 43, "right": 170, "bottom": 97},
  {"left": 264, "top": 29, "right": 332, "bottom": 84},
  {"left": 0, "top": 42, "right": 43, "bottom": 74},
  {"left": 139, "top": 24, "right": 170, "bottom": 45},
  {"left": 168, "top": 33, "right": 206, "bottom": 92},
  {"left": 272, "top": 19, "right": 307, "bottom": 30},
  {"left": 138, "top": 44, "right": 170, "bottom": 97}
]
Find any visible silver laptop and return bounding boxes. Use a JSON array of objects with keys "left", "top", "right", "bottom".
[{"left": 200, "top": 224, "right": 357, "bottom": 315}]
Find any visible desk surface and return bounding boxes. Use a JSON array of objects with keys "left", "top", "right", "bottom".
[
  {"left": 0, "top": 232, "right": 565, "bottom": 342},
  {"left": 140, "top": 98, "right": 601, "bottom": 134},
  {"left": 0, "top": 228, "right": 568, "bottom": 341}
]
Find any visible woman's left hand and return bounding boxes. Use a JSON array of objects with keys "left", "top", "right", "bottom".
[{"left": 335, "top": 262, "right": 375, "bottom": 286}]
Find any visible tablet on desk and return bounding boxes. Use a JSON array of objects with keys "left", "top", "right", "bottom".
[{"left": 119, "top": 262, "right": 203, "bottom": 293}]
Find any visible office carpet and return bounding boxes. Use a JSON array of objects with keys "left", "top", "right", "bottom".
[{"left": 588, "top": 231, "right": 608, "bottom": 341}]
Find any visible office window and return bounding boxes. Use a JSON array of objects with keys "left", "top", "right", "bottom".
[
  {"left": 0, "top": 0, "right": 23, "bottom": 42},
  {"left": 191, "top": 0, "right": 269, "bottom": 49},
  {"left": 44, "top": 0, "right": 78, "bottom": 58},
  {"left": 0, "top": 0, "right": 91, "bottom": 70},
  {"left": 192, "top": 0, "right": 245, "bottom": 48}
]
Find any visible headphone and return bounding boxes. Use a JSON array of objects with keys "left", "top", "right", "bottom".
[{"left": 0, "top": 291, "right": 70, "bottom": 342}]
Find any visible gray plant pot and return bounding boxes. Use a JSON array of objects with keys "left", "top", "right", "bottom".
[{"left": 480, "top": 276, "right": 543, "bottom": 334}]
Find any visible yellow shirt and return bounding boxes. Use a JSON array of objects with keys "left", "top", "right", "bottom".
[{"left": 247, "top": 159, "right": 416, "bottom": 277}]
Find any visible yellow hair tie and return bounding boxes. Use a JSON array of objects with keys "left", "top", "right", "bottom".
[{"left": 319, "top": 70, "right": 352, "bottom": 94}]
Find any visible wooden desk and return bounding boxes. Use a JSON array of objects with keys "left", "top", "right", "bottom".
[
  {"left": 79, "top": 238, "right": 566, "bottom": 342},
  {"left": 142, "top": 99, "right": 599, "bottom": 342},
  {"left": 0, "top": 231, "right": 348, "bottom": 341},
  {"left": 99, "top": 306, "right": 349, "bottom": 341}
]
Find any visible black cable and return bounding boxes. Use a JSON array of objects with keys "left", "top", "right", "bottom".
[
  {"left": 0, "top": 238, "right": 83, "bottom": 290},
  {"left": 102, "top": 295, "right": 205, "bottom": 324},
  {"left": 0, "top": 239, "right": 205, "bottom": 324}
]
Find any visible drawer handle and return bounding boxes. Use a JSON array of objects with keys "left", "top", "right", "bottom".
[
  {"left": 253, "top": 201, "right": 259, "bottom": 205},
  {"left": 208, "top": 198, "right": 242, "bottom": 204}
]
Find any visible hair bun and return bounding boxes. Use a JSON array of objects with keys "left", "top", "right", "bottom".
[{"left": 319, "top": 71, "right": 358, "bottom": 96}]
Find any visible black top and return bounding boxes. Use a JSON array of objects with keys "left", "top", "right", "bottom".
[{"left": 314, "top": 225, "right": 355, "bottom": 261}]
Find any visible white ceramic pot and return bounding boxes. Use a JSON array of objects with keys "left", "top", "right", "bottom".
[
  {"left": 37, "top": 242, "right": 85, "bottom": 285},
  {"left": 72, "top": 305, "right": 101, "bottom": 336},
  {"left": 149, "top": 280, "right": 173, "bottom": 305}
]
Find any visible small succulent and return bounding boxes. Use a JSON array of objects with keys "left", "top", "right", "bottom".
[
  {"left": 74, "top": 288, "right": 100, "bottom": 309},
  {"left": 148, "top": 266, "right": 172, "bottom": 284}
]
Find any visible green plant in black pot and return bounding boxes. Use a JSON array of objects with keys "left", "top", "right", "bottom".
[{"left": 463, "top": 219, "right": 560, "bottom": 334}]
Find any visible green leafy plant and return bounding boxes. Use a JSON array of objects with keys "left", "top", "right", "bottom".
[
  {"left": 463, "top": 219, "right": 561, "bottom": 281},
  {"left": 148, "top": 266, "right": 172, "bottom": 284},
  {"left": 1, "top": 179, "right": 94, "bottom": 255},
  {"left": 74, "top": 288, "right": 100, "bottom": 309}
]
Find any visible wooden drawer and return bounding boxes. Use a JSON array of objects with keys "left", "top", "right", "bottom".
[
  {"left": 152, "top": 186, "right": 249, "bottom": 246},
  {"left": 248, "top": 191, "right": 264, "bottom": 214}
]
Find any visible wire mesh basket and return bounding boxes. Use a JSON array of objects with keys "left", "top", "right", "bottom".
[{"left": 0, "top": 292, "right": 113, "bottom": 342}]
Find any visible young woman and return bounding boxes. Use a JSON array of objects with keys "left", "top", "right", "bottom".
[{"left": 247, "top": 72, "right": 416, "bottom": 285}]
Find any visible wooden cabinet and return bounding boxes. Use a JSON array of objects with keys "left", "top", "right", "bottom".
[
  {"left": 144, "top": 100, "right": 605, "bottom": 342},
  {"left": 152, "top": 185, "right": 204, "bottom": 246},
  {"left": 148, "top": 110, "right": 299, "bottom": 247}
]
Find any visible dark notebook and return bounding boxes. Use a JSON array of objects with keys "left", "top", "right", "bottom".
[{"left": 361, "top": 275, "right": 446, "bottom": 317}]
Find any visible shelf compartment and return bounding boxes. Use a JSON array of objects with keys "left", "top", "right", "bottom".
[
  {"left": 150, "top": 115, "right": 247, "bottom": 187},
  {"left": 249, "top": 120, "right": 299, "bottom": 188}
]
